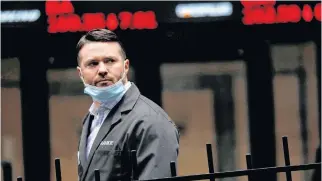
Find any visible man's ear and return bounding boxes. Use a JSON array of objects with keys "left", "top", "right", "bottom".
[
  {"left": 124, "top": 59, "right": 130, "bottom": 74},
  {"left": 77, "top": 66, "right": 82, "bottom": 78}
]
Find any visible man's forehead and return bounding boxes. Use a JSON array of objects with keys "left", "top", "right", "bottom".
[
  {"left": 81, "top": 42, "right": 121, "bottom": 53},
  {"left": 79, "top": 42, "right": 123, "bottom": 59}
]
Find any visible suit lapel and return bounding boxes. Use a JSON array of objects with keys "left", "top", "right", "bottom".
[
  {"left": 79, "top": 114, "right": 91, "bottom": 168},
  {"left": 82, "top": 108, "right": 122, "bottom": 179}
]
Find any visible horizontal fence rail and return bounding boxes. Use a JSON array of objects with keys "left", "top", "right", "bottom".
[
  {"left": 138, "top": 163, "right": 320, "bottom": 181},
  {"left": 2, "top": 136, "right": 321, "bottom": 181}
]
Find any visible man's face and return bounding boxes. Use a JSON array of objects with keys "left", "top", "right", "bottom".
[{"left": 77, "top": 42, "right": 129, "bottom": 87}]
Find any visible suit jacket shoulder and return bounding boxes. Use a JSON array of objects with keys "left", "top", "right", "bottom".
[{"left": 132, "top": 94, "right": 179, "bottom": 132}]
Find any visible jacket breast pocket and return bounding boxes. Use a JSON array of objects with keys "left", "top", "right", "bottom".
[
  {"left": 95, "top": 146, "right": 124, "bottom": 178},
  {"left": 96, "top": 146, "right": 112, "bottom": 155},
  {"left": 96, "top": 145, "right": 122, "bottom": 156}
]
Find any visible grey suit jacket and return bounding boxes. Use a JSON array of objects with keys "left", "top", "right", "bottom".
[{"left": 78, "top": 84, "right": 180, "bottom": 181}]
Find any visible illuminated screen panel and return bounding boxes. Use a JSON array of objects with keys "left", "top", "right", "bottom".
[
  {"left": 1, "top": 1, "right": 320, "bottom": 32},
  {"left": 0, "top": 1, "right": 45, "bottom": 28},
  {"left": 241, "top": 0, "right": 321, "bottom": 25}
]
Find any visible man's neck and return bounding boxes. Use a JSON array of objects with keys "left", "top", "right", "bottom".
[{"left": 93, "top": 101, "right": 100, "bottom": 109}]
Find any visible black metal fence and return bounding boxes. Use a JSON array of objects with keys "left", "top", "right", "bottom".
[{"left": 2, "top": 136, "right": 321, "bottom": 181}]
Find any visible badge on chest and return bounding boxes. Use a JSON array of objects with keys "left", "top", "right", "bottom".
[{"left": 100, "top": 140, "right": 114, "bottom": 146}]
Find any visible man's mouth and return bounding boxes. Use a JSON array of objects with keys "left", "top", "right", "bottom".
[{"left": 96, "top": 80, "right": 113, "bottom": 87}]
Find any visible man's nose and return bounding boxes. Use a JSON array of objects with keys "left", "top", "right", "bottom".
[{"left": 98, "top": 62, "right": 108, "bottom": 77}]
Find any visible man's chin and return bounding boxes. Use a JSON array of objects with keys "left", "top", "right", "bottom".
[
  {"left": 96, "top": 81, "right": 114, "bottom": 87},
  {"left": 96, "top": 85, "right": 109, "bottom": 87}
]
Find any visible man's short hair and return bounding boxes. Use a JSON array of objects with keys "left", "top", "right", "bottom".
[{"left": 76, "top": 29, "right": 127, "bottom": 64}]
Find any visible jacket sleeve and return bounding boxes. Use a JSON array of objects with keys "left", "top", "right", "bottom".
[{"left": 131, "top": 115, "right": 180, "bottom": 180}]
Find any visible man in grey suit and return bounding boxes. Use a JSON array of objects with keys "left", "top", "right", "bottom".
[{"left": 76, "top": 29, "right": 180, "bottom": 181}]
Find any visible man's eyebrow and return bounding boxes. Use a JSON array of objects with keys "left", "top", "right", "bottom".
[
  {"left": 104, "top": 56, "right": 118, "bottom": 60},
  {"left": 83, "top": 58, "right": 95, "bottom": 64},
  {"left": 84, "top": 56, "right": 119, "bottom": 63}
]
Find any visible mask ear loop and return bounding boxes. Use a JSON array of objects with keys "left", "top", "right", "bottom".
[
  {"left": 79, "top": 69, "right": 87, "bottom": 86},
  {"left": 79, "top": 68, "right": 97, "bottom": 86},
  {"left": 120, "top": 59, "right": 127, "bottom": 81}
]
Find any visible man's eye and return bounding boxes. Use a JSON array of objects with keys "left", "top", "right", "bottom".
[
  {"left": 105, "top": 59, "right": 114, "bottom": 63},
  {"left": 88, "top": 62, "right": 98, "bottom": 66}
]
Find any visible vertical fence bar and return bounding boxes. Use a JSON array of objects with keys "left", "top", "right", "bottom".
[
  {"left": 170, "top": 161, "right": 177, "bottom": 177},
  {"left": 55, "top": 158, "right": 62, "bottom": 181},
  {"left": 1, "top": 161, "right": 12, "bottom": 181},
  {"left": 206, "top": 144, "right": 215, "bottom": 181},
  {"left": 94, "top": 169, "right": 100, "bottom": 181},
  {"left": 17, "top": 177, "right": 23, "bottom": 181},
  {"left": 282, "top": 136, "right": 293, "bottom": 181},
  {"left": 131, "top": 150, "right": 138, "bottom": 180},
  {"left": 246, "top": 154, "right": 253, "bottom": 181}
]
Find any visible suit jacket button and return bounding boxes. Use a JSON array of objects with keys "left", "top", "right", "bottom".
[{"left": 78, "top": 164, "right": 83, "bottom": 176}]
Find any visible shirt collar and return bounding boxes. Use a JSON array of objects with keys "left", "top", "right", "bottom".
[{"left": 89, "top": 81, "right": 132, "bottom": 116}]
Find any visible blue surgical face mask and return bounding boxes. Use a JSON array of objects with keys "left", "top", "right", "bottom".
[{"left": 80, "top": 64, "right": 126, "bottom": 103}]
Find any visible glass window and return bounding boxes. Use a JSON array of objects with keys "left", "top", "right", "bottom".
[
  {"left": 161, "top": 61, "right": 250, "bottom": 181},
  {"left": 272, "top": 42, "right": 319, "bottom": 181},
  {"left": 1, "top": 58, "right": 24, "bottom": 179}
]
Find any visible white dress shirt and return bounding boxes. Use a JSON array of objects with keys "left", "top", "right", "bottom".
[{"left": 86, "top": 81, "right": 132, "bottom": 159}]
